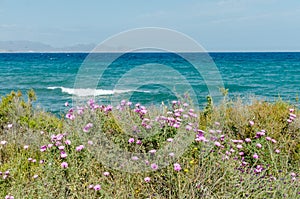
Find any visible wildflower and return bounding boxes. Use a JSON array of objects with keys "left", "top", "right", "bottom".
[
  {"left": 61, "top": 162, "right": 68, "bottom": 168},
  {"left": 128, "top": 138, "right": 135, "bottom": 143},
  {"left": 287, "top": 119, "right": 292, "bottom": 123},
  {"left": 65, "top": 140, "right": 71, "bottom": 145},
  {"left": 1, "top": 140, "right": 7, "bottom": 145},
  {"left": 5, "top": 195, "right": 14, "bottom": 199},
  {"left": 47, "top": 144, "right": 53, "bottom": 148},
  {"left": 256, "top": 143, "right": 262, "bottom": 148},
  {"left": 271, "top": 139, "right": 277, "bottom": 143},
  {"left": 136, "top": 140, "right": 142, "bottom": 145},
  {"left": 88, "top": 140, "right": 93, "bottom": 145},
  {"left": 132, "top": 156, "right": 139, "bottom": 161},
  {"left": 149, "top": 149, "right": 156, "bottom": 154},
  {"left": 24, "top": 145, "right": 29, "bottom": 149},
  {"left": 266, "top": 137, "right": 272, "bottom": 141},
  {"left": 186, "top": 125, "right": 192, "bottom": 131},
  {"left": 40, "top": 131, "right": 45, "bottom": 135},
  {"left": 275, "top": 149, "right": 280, "bottom": 154},
  {"left": 61, "top": 152, "right": 67, "bottom": 158},
  {"left": 58, "top": 145, "right": 65, "bottom": 150},
  {"left": 289, "top": 108, "right": 294, "bottom": 113},
  {"left": 83, "top": 123, "right": 93, "bottom": 132},
  {"left": 103, "top": 172, "right": 110, "bottom": 176},
  {"left": 239, "top": 152, "right": 244, "bottom": 156},
  {"left": 33, "top": 174, "right": 38, "bottom": 179},
  {"left": 76, "top": 145, "right": 84, "bottom": 151},
  {"left": 214, "top": 141, "right": 221, "bottom": 147},
  {"left": 7, "top": 123, "right": 13, "bottom": 128},
  {"left": 144, "top": 177, "right": 151, "bottom": 182},
  {"left": 32, "top": 159, "right": 36, "bottom": 163},
  {"left": 64, "top": 102, "right": 69, "bottom": 107},
  {"left": 151, "top": 163, "right": 158, "bottom": 170},
  {"left": 94, "top": 184, "right": 101, "bottom": 191},
  {"left": 88, "top": 184, "right": 94, "bottom": 189},
  {"left": 174, "top": 163, "right": 182, "bottom": 171},
  {"left": 253, "top": 153, "right": 259, "bottom": 159},
  {"left": 167, "top": 138, "right": 174, "bottom": 142},
  {"left": 245, "top": 138, "right": 251, "bottom": 142},
  {"left": 40, "top": 145, "right": 47, "bottom": 152},
  {"left": 291, "top": 172, "right": 296, "bottom": 177},
  {"left": 169, "top": 152, "right": 175, "bottom": 157},
  {"left": 39, "top": 160, "right": 45, "bottom": 164},
  {"left": 236, "top": 144, "right": 243, "bottom": 149},
  {"left": 249, "top": 121, "right": 254, "bottom": 126}
]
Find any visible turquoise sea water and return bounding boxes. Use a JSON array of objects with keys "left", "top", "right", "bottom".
[{"left": 0, "top": 52, "right": 300, "bottom": 114}]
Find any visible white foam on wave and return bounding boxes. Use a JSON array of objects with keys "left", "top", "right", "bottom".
[{"left": 47, "top": 86, "right": 149, "bottom": 97}]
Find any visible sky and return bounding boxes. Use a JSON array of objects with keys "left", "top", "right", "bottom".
[{"left": 0, "top": 0, "right": 300, "bottom": 51}]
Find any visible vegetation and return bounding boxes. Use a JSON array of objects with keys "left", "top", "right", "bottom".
[{"left": 0, "top": 90, "right": 299, "bottom": 198}]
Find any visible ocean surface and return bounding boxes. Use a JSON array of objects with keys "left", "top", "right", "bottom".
[{"left": 0, "top": 52, "right": 300, "bottom": 114}]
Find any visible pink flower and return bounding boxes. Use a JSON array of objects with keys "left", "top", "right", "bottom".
[
  {"left": 245, "top": 138, "right": 251, "bottom": 142},
  {"left": 169, "top": 152, "right": 175, "bottom": 157},
  {"left": 266, "top": 137, "right": 272, "bottom": 141},
  {"left": 88, "top": 140, "right": 93, "bottom": 145},
  {"left": 236, "top": 144, "right": 243, "bottom": 149},
  {"left": 65, "top": 140, "right": 71, "bottom": 145},
  {"left": 94, "top": 184, "right": 101, "bottom": 191},
  {"left": 61, "top": 162, "right": 68, "bottom": 168},
  {"left": 249, "top": 121, "right": 254, "bottom": 126},
  {"left": 76, "top": 145, "right": 84, "bottom": 151},
  {"left": 253, "top": 153, "right": 259, "bottom": 159},
  {"left": 58, "top": 146, "right": 65, "bottom": 150},
  {"left": 103, "top": 172, "right": 110, "bottom": 176},
  {"left": 136, "top": 140, "right": 142, "bottom": 145},
  {"left": 64, "top": 102, "right": 69, "bottom": 107},
  {"left": 61, "top": 152, "right": 67, "bottom": 158},
  {"left": 88, "top": 184, "right": 94, "bottom": 189},
  {"left": 271, "top": 139, "right": 277, "bottom": 143},
  {"left": 239, "top": 152, "right": 244, "bottom": 156},
  {"left": 1, "top": 140, "right": 7, "bottom": 145},
  {"left": 7, "top": 123, "right": 13, "bottom": 128},
  {"left": 24, "top": 145, "right": 29, "bottom": 149},
  {"left": 275, "top": 149, "right": 280, "bottom": 154},
  {"left": 185, "top": 125, "right": 192, "bottom": 131},
  {"left": 128, "top": 138, "right": 135, "bottom": 143},
  {"left": 291, "top": 172, "right": 296, "bottom": 177},
  {"left": 144, "top": 177, "right": 151, "bottom": 182},
  {"left": 83, "top": 123, "right": 93, "bottom": 132},
  {"left": 167, "top": 138, "right": 174, "bottom": 142},
  {"left": 174, "top": 163, "right": 181, "bottom": 171},
  {"left": 287, "top": 119, "right": 292, "bottom": 123},
  {"left": 40, "top": 145, "right": 47, "bottom": 152},
  {"left": 151, "top": 163, "right": 158, "bottom": 170},
  {"left": 149, "top": 149, "right": 156, "bottom": 154},
  {"left": 289, "top": 108, "right": 295, "bottom": 113},
  {"left": 5, "top": 195, "right": 14, "bottom": 199},
  {"left": 256, "top": 143, "right": 262, "bottom": 148},
  {"left": 214, "top": 141, "right": 221, "bottom": 147},
  {"left": 132, "top": 156, "right": 139, "bottom": 161}
]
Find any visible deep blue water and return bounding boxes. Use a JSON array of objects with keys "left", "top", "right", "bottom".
[{"left": 0, "top": 52, "right": 300, "bottom": 114}]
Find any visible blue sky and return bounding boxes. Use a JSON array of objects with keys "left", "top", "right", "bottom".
[{"left": 0, "top": 0, "right": 300, "bottom": 51}]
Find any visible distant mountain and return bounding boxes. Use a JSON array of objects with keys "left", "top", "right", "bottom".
[{"left": 0, "top": 41, "right": 96, "bottom": 52}]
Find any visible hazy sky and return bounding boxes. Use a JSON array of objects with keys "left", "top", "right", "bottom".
[{"left": 0, "top": 0, "right": 300, "bottom": 51}]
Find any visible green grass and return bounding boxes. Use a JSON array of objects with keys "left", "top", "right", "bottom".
[{"left": 0, "top": 90, "right": 299, "bottom": 198}]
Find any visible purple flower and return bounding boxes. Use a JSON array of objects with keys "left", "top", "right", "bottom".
[
  {"left": 93, "top": 184, "right": 101, "bottom": 191},
  {"left": 61, "top": 152, "right": 67, "bottom": 158},
  {"left": 186, "top": 125, "right": 192, "bottom": 131},
  {"left": 61, "top": 162, "right": 68, "bottom": 168},
  {"left": 144, "top": 177, "right": 151, "bottom": 182},
  {"left": 245, "top": 138, "right": 251, "bottom": 143},
  {"left": 103, "top": 171, "right": 110, "bottom": 176},
  {"left": 136, "top": 140, "right": 142, "bottom": 145},
  {"left": 256, "top": 143, "right": 262, "bottom": 148},
  {"left": 249, "top": 120, "right": 254, "bottom": 126},
  {"left": 65, "top": 140, "right": 71, "bottom": 145},
  {"left": 128, "top": 138, "right": 135, "bottom": 143},
  {"left": 253, "top": 153, "right": 259, "bottom": 159},
  {"left": 214, "top": 141, "right": 221, "bottom": 147},
  {"left": 174, "top": 163, "right": 181, "bottom": 171},
  {"left": 149, "top": 149, "right": 156, "bottom": 154},
  {"left": 40, "top": 145, "right": 47, "bottom": 152},
  {"left": 76, "top": 145, "right": 85, "bottom": 151},
  {"left": 151, "top": 163, "right": 158, "bottom": 170}
]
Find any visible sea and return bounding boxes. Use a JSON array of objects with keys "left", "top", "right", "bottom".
[{"left": 0, "top": 52, "right": 300, "bottom": 114}]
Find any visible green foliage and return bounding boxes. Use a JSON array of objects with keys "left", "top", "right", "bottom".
[{"left": 0, "top": 90, "right": 299, "bottom": 198}]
